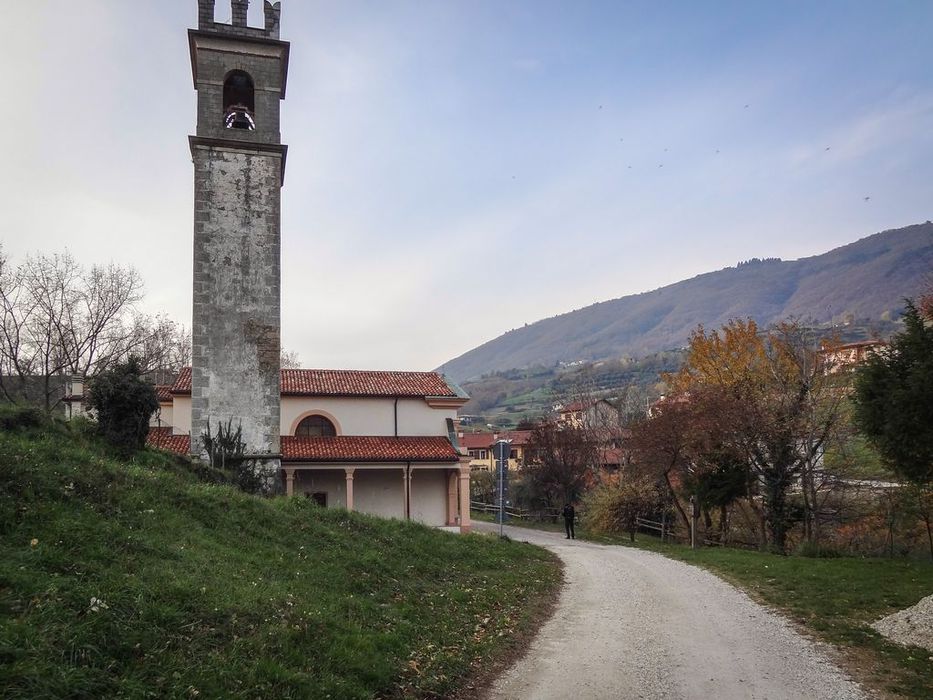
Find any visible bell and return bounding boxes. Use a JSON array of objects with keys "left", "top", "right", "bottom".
[{"left": 225, "top": 107, "right": 255, "bottom": 131}]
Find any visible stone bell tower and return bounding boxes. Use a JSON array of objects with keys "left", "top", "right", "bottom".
[{"left": 188, "top": 0, "right": 288, "bottom": 488}]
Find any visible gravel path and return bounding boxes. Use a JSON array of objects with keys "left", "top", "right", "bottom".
[
  {"left": 872, "top": 593, "right": 933, "bottom": 652},
  {"left": 476, "top": 522, "right": 867, "bottom": 700}
]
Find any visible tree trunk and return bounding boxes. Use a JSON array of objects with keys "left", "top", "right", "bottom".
[{"left": 663, "top": 471, "right": 690, "bottom": 535}]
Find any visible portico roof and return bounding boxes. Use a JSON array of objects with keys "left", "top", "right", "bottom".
[{"left": 146, "top": 428, "right": 460, "bottom": 464}]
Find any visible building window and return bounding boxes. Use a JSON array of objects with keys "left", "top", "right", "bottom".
[
  {"left": 223, "top": 70, "right": 256, "bottom": 130},
  {"left": 296, "top": 415, "right": 337, "bottom": 437}
]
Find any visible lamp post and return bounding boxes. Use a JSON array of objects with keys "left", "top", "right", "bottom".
[{"left": 495, "top": 439, "right": 512, "bottom": 538}]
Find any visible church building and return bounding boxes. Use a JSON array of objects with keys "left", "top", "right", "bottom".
[{"left": 139, "top": 1, "right": 474, "bottom": 531}]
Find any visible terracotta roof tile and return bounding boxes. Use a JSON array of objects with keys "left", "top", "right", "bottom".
[
  {"left": 458, "top": 430, "right": 534, "bottom": 449},
  {"left": 282, "top": 435, "right": 459, "bottom": 463},
  {"left": 170, "top": 367, "right": 461, "bottom": 398},
  {"left": 146, "top": 427, "right": 190, "bottom": 455},
  {"left": 170, "top": 368, "right": 191, "bottom": 394},
  {"left": 155, "top": 385, "right": 173, "bottom": 403}
]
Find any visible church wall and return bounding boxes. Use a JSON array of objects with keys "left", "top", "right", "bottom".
[
  {"left": 173, "top": 397, "right": 192, "bottom": 436},
  {"left": 410, "top": 468, "right": 447, "bottom": 526},
  {"left": 281, "top": 397, "right": 456, "bottom": 437}
]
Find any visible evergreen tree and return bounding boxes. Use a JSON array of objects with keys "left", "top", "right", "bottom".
[
  {"left": 853, "top": 302, "right": 933, "bottom": 486},
  {"left": 86, "top": 357, "right": 158, "bottom": 455}
]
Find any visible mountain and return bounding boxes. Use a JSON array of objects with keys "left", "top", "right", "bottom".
[{"left": 440, "top": 222, "right": 933, "bottom": 382}]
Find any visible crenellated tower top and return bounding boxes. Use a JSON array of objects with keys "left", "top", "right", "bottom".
[
  {"left": 197, "top": 0, "right": 282, "bottom": 39},
  {"left": 189, "top": 0, "right": 289, "bottom": 153}
]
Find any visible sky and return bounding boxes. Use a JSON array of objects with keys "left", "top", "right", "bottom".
[{"left": 2, "top": 1, "right": 932, "bottom": 371}]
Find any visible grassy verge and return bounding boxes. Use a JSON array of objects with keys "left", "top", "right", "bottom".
[
  {"left": 478, "top": 510, "right": 933, "bottom": 699},
  {"left": 0, "top": 411, "right": 561, "bottom": 699}
]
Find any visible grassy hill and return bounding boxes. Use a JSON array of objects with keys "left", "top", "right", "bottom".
[
  {"left": 0, "top": 409, "right": 560, "bottom": 699},
  {"left": 440, "top": 222, "right": 933, "bottom": 382}
]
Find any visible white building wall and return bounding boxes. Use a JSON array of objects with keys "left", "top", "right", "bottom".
[
  {"left": 280, "top": 397, "right": 456, "bottom": 437},
  {"left": 410, "top": 468, "right": 448, "bottom": 526},
  {"left": 174, "top": 395, "right": 457, "bottom": 439},
  {"left": 294, "top": 469, "right": 347, "bottom": 508},
  {"left": 173, "top": 397, "right": 192, "bottom": 435},
  {"left": 353, "top": 468, "right": 405, "bottom": 519},
  {"left": 151, "top": 404, "right": 174, "bottom": 428}
]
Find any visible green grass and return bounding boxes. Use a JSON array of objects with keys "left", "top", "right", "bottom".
[
  {"left": 484, "top": 510, "right": 933, "bottom": 699},
  {"left": 0, "top": 410, "right": 561, "bottom": 699}
]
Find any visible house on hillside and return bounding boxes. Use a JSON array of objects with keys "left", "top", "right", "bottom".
[
  {"left": 68, "top": 368, "right": 475, "bottom": 532},
  {"left": 818, "top": 340, "right": 888, "bottom": 374},
  {"left": 556, "top": 399, "right": 620, "bottom": 430}
]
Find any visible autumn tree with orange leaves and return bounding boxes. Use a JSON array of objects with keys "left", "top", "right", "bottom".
[{"left": 632, "top": 319, "right": 848, "bottom": 553}]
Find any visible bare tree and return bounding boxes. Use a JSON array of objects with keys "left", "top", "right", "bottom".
[
  {"left": 0, "top": 249, "right": 145, "bottom": 411},
  {"left": 280, "top": 347, "right": 301, "bottom": 369}
]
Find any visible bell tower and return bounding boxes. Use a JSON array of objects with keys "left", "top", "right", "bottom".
[{"left": 188, "top": 0, "right": 289, "bottom": 489}]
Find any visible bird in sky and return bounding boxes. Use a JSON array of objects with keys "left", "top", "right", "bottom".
[
  {"left": 863, "top": 196, "right": 871, "bottom": 201},
  {"left": 825, "top": 146, "right": 831, "bottom": 151},
  {"left": 744, "top": 104, "right": 750, "bottom": 108}
]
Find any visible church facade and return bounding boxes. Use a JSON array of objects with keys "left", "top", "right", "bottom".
[{"left": 147, "top": 367, "right": 473, "bottom": 531}]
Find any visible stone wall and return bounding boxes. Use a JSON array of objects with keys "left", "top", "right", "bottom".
[{"left": 191, "top": 145, "right": 282, "bottom": 461}]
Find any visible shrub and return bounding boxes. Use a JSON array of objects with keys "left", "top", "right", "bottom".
[
  {"left": 585, "top": 477, "right": 665, "bottom": 541},
  {"left": 201, "top": 419, "right": 264, "bottom": 494},
  {"left": 85, "top": 358, "right": 158, "bottom": 455},
  {"left": 0, "top": 405, "right": 46, "bottom": 432}
]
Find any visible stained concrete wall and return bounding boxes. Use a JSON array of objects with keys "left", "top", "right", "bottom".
[
  {"left": 410, "top": 468, "right": 448, "bottom": 526},
  {"left": 190, "top": 145, "right": 282, "bottom": 457}
]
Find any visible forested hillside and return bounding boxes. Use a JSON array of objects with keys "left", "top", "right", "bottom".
[{"left": 441, "top": 222, "right": 933, "bottom": 382}]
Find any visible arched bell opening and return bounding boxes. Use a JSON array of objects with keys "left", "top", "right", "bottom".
[{"left": 223, "top": 70, "right": 256, "bottom": 130}]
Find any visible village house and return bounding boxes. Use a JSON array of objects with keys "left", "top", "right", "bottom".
[
  {"left": 458, "top": 430, "right": 533, "bottom": 471},
  {"left": 818, "top": 339, "right": 888, "bottom": 373}
]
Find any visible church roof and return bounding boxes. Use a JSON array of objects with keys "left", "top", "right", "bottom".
[
  {"left": 146, "top": 427, "right": 192, "bottom": 455},
  {"left": 170, "top": 367, "right": 463, "bottom": 399},
  {"left": 146, "top": 429, "right": 460, "bottom": 463},
  {"left": 280, "top": 436, "right": 460, "bottom": 463}
]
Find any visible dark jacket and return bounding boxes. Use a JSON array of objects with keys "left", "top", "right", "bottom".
[{"left": 562, "top": 505, "right": 575, "bottom": 521}]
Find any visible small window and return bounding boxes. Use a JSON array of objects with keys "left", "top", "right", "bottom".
[
  {"left": 296, "top": 415, "right": 337, "bottom": 437},
  {"left": 223, "top": 70, "right": 256, "bottom": 130}
]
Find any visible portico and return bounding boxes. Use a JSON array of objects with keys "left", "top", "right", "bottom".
[{"left": 282, "top": 459, "right": 472, "bottom": 531}]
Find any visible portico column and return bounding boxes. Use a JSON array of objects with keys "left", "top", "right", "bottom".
[
  {"left": 458, "top": 458, "right": 472, "bottom": 533},
  {"left": 446, "top": 470, "right": 459, "bottom": 526},
  {"left": 402, "top": 467, "right": 410, "bottom": 520},
  {"left": 284, "top": 467, "right": 296, "bottom": 497},
  {"left": 345, "top": 468, "right": 355, "bottom": 511}
]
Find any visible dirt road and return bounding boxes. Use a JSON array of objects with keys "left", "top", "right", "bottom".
[{"left": 476, "top": 522, "right": 866, "bottom": 700}]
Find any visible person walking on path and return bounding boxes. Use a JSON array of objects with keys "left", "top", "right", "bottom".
[{"left": 562, "top": 503, "right": 576, "bottom": 539}]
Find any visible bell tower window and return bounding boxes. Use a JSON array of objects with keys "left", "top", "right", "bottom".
[{"left": 223, "top": 70, "right": 256, "bottom": 130}]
